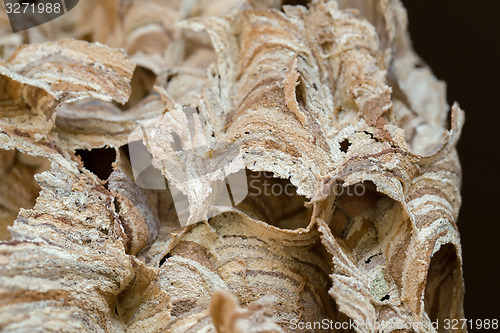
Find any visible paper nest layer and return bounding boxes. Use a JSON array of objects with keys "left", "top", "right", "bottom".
[{"left": 0, "top": 0, "right": 466, "bottom": 332}]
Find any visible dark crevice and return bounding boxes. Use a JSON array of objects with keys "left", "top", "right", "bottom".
[
  {"left": 80, "top": 33, "right": 93, "bottom": 43},
  {"left": 445, "top": 108, "right": 452, "bottom": 131},
  {"left": 236, "top": 170, "right": 312, "bottom": 229},
  {"left": 424, "top": 243, "right": 461, "bottom": 328},
  {"left": 321, "top": 41, "right": 334, "bottom": 54},
  {"left": 165, "top": 72, "right": 178, "bottom": 85},
  {"left": 159, "top": 253, "right": 172, "bottom": 268},
  {"left": 308, "top": 241, "right": 351, "bottom": 328},
  {"left": 295, "top": 75, "right": 307, "bottom": 107},
  {"left": 339, "top": 139, "right": 351, "bottom": 153},
  {"left": 328, "top": 181, "right": 395, "bottom": 257},
  {"left": 363, "top": 130, "right": 380, "bottom": 142},
  {"left": 119, "top": 66, "right": 157, "bottom": 110},
  {"left": 120, "top": 144, "right": 131, "bottom": 162},
  {"left": 76, "top": 147, "right": 116, "bottom": 180},
  {"left": 364, "top": 253, "right": 380, "bottom": 264},
  {"left": 281, "top": 0, "right": 311, "bottom": 9},
  {"left": 0, "top": 150, "right": 50, "bottom": 241}
]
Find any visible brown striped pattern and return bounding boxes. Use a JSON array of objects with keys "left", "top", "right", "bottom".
[{"left": 0, "top": 0, "right": 466, "bottom": 332}]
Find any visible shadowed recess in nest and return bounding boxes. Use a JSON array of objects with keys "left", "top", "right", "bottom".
[
  {"left": 76, "top": 147, "right": 116, "bottom": 180},
  {"left": 424, "top": 243, "right": 463, "bottom": 328},
  {"left": 236, "top": 170, "right": 312, "bottom": 229},
  {"left": 0, "top": 150, "right": 50, "bottom": 241}
]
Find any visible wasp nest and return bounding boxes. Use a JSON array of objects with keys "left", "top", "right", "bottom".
[{"left": 0, "top": 0, "right": 465, "bottom": 332}]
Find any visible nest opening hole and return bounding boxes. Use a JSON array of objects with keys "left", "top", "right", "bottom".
[
  {"left": 76, "top": 147, "right": 116, "bottom": 180},
  {"left": 328, "top": 181, "right": 395, "bottom": 251},
  {"left": 295, "top": 75, "right": 307, "bottom": 107},
  {"left": 235, "top": 170, "right": 312, "bottom": 229},
  {"left": 119, "top": 66, "right": 157, "bottom": 110},
  {"left": 0, "top": 150, "right": 50, "bottom": 241},
  {"left": 424, "top": 243, "right": 461, "bottom": 326},
  {"left": 339, "top": 139, "right": 351, "bottom": 153},
  {"left": 281, "top": 0, "right": 311, "bottom": 9}
]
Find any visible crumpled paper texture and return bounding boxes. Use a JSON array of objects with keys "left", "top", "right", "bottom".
[{"left": 0, "top": 0, "right": 465, "bottom": 332}]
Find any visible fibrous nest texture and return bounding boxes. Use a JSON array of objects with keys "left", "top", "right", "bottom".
[{"left": 0, "top": 0, "right": 465, "bottom": 332}]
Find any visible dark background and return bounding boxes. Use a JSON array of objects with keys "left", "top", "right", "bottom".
[{"left": 402, "top": 0, "right": 500, "bottom": 325}]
